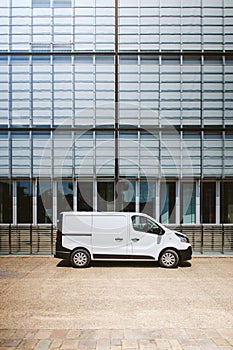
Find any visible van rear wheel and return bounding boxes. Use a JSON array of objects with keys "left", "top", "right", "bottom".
[
  {"left": 70, "top": 249, "right": 91, "bottom": 268},
  {"left": 159, "top": 249, "right": 179, "bottom": 268}
]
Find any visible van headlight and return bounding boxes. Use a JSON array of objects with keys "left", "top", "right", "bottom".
[
  {"left": 175, "top": 232, "right": 189, "bottom": 243},
  {"left": 180, "top": 237, "right": 188, "bottom": 243}
]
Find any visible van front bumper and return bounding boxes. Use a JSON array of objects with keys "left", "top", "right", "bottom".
[{"left": 179, "top": 246, "right": 192, "bottom": 261}]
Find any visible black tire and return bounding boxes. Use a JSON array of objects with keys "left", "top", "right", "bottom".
[
  {"left": 70, "top": 249, "right": 91, "bottom": 268},
  {"left": 159, "top": 249, "right": 179, "bottom": 268}
]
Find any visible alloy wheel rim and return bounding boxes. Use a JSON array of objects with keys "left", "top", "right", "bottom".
[
  {"left": 73, "top": 252, "right": 87, "bottom": 266},
  {"left": 162, "top": 252, "right": 176, "bottom": 266}
]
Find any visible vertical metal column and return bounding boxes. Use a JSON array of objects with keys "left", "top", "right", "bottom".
[{"left": 114, "top": 0, "right": 119, "bottom": 211}]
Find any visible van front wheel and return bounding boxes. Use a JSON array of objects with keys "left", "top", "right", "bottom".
[
  {"left": 159, "top": 249, "right": 179, "bottom": 268},
  {"left": 70, "top": 249, "right": 91, "bottom": 268}
]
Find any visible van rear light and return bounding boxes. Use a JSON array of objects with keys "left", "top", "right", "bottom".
[{"left": 56, "top": 230, "right": 60, "bottom": 240}]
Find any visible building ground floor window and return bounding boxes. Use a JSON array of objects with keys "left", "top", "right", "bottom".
[{"left": 0, "top": 178, "right": 233, "bottom": 225}]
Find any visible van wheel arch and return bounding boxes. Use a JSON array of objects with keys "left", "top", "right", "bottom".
[
  {"left": 70, "top": 247, "right": 91, "bottom": 268},
  {"left": 158, "top": 248, "right": 180, "bottom": 268}
]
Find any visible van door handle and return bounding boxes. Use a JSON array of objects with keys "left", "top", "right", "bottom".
[
  {"left": 115, "top": 237, "right": 123, "bottom": 242},
  {"left": 131, "top": 238, "right": 140, "bottom": 242}
]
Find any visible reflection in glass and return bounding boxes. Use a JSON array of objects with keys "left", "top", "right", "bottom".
[
  {"left": 57, "top": 181, "right": 73, "bottom": 217},
  {"left": 181, "top": 182, "right": 196, "bottom": 224},
  {"left": 0, "top": 181, "right": 12, "bottom": 223},
  {"left": 160, "top": 182, "right": 176, "bottom": 224},
  {"left": 97, "top": 182, "right": 114, "bottom": 211},
  {"left": 140, "top": 181, "right": 156, "bottom": 218},
  {"left": 17, "top": 181, "right": 32, "bottom": 223},
  {"left": 37, "top": 181, "right": 52, "bottom": 223},
  {"left": 117, "top": 181, "right": 136, "bottom": 212},
  {"left": 77, "top": 182, "right": 93, "bottom": 211},
  {"left": 201, "top": 182, "right": 216, "bottom": 223},
  {"left": 221, "top": 182, "right": 233, "bottom": 223}
]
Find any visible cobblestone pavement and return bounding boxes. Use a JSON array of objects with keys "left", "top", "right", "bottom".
[
  {"left": 0, "top": 257, "right": 232, "bottom": 349},
  {"left": 0, "top": 328, "right": 232, "bottom": 349}
]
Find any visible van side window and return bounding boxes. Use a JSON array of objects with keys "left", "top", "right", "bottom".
[{"left": 131, "top": 215, "right": 161, "bottom": 234}]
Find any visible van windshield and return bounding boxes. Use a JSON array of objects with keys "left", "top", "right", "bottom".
[{"left": 131, "top": 215, "right": 162, "bottom": 235}]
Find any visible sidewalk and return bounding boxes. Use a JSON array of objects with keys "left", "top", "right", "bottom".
[
  {"left": 0, "top": 328, "right": 232, "bottom": 349},
  {"left": 0, "top": 257, "right": 232, "bottom": 349}
]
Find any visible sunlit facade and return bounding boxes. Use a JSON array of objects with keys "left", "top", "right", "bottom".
[{"left": 0, "top": 0, "right": 233, "bottom": 254}]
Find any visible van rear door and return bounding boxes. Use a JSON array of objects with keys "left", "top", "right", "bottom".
[
  {"left": 62, "top": 213, "right": 92, "bottom": 252},
  {"left": 92, "top": 214, "right": 129, "bottom": 257}
]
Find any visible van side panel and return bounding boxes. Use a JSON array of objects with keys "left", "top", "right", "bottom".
[
  {"left": 62, "top": 214, "right": 92, "bottom": 252},
  {"left": 92, "top": 214, "right": 129, "bottom": 256}
]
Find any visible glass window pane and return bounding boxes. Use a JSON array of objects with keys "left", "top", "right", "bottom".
[
  {"left": 140, "top": 181, "right": 156, "bottom": 218},
  {"left": 57, "top": 181, "right": 73, "bottom": 217},
  {"left": 32, "top": 0, "right": 50, "bottom": 7},
  {"left": 201, "top": 182, "right": 216, "bottom": 223},
  {"left": 17, "top": 181, "right": 32, "bottom": 223},
  {"left": 0, "top": 181, "right": 12, "bottom": 223},
  {"left": 181, "top": 182, "right": 196, "bottom": 224},
  {"left": 221, "top": 182, "right": 233, "bottom": 223},
  {"left": 117, "top": 180, "right": 136, "bottom": 212},
  {"left": 160, "top": 182, "right": 176, "bottom": 224},
  {"left": 97, "top": 182, "right": 114, "bottom": 211},
  {"left": 37, "top": 181, "right": 53, "bottom": 223},
  {"left": 77, "top": 182, "right": 93, "bottom": 211},
  {"left": 53, "top": 0, "right": 71, "bottom": 7}
]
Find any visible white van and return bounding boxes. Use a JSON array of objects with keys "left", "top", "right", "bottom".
[{"left": 55, "top": 212, "right": 192, "bottom": 268}]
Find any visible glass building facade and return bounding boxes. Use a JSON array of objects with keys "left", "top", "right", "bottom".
[{"left": 0, "top": 0, "right": 233, "bottom": 254}]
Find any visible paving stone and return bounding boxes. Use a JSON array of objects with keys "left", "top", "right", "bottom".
[
  {"left": 139, "top": 339, "right": 157, "bottom": 350},
  {"left": 155, "top": 339, "right": 171, "bottom": 349},
  {"left": 197, "top": 338, "right": 220, "bottom": 349},
  {"left": 49, "top": 338, "right": 63, "bottom": 349},
  {"left": 79, "top": 329, "right": 97, "bottom": 341},
  {"left": 212, "top": 337, "right": 232, "bottom": 346},
  {"left": 96, "top": 329, "right": 111, "bottom": 339},
  {"left": 217, "top": 329, "right": 233, "bottom": 338},
  {"left": 66, "top": 330, "right": 81, "bottom": 339},
  {"left": 122, "top": 339, "right": 138, "bottom": 349},
  {"left": 25, "top": 331, "right": 36, "bottom": 339},
  {"left": 169, "top": 339, "right": 182, "bottom": 350},
  {"left": 16, "top": 339, "right": 38, "bottom": 349},
  {"left": 185, "top": 328, "right": 207, "bottom": 339},
  {"left": 13, "top": 330, "right": 28, "bottom": 339},
  {"left": 35, "top": 330, "right": 52, "bottom": 339},
  {"left": 124, "top": 329, "right": 143, "bottom": 340},
  {"left": 34, "top": 339, "right": 51, "bottom": 350},
  {"left": 111, "top": 338, "right": 121, "bottom": 345},
  {"left": 110, "top": 346, "right": 122, "bottom": 350},
  {"left": 78, "top": 338, "right": 97, "bottom": 349},
  {"left": 178, "top": 338, "right": 198, "bottom": 347},
  {"left": 60, "top": 339, "right": 79, "bottom": 350},
  {"left": 50, "top": 330, "right": 68, "bottom": 339},
  {"left": 0, "top": 330, "right": 16, "bottom": 340},
  {"left": 0, "top": 339, "right": 21, "bottom": 347},
  {"left": 96, "top": 338, "right": 111, "bottom": 350},
  {"left": 111, "top": 330, "right": 124, "bottom": 340}
]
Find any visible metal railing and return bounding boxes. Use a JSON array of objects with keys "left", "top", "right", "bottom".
[
  {"left": 0, "top": 225, "right": 56, "bottom": 255},
  {"left": 166, "top": 224, "right": 233, "bottom": 255},
  {"left": 0, "top": 224, "right": 232, "bottom": 255}
]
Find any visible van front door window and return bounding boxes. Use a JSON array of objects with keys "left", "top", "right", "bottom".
[{"left": 131, "top": 215, "right": 160, "bottom": 234}]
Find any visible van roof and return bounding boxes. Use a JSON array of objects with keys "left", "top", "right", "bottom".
[{"left": 60, "top": 211, "right": 140, "bottom": 216}]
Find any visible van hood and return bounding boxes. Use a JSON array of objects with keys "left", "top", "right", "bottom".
[{"left": 174, "top": 231, "right": 188, "bottom": 239}]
